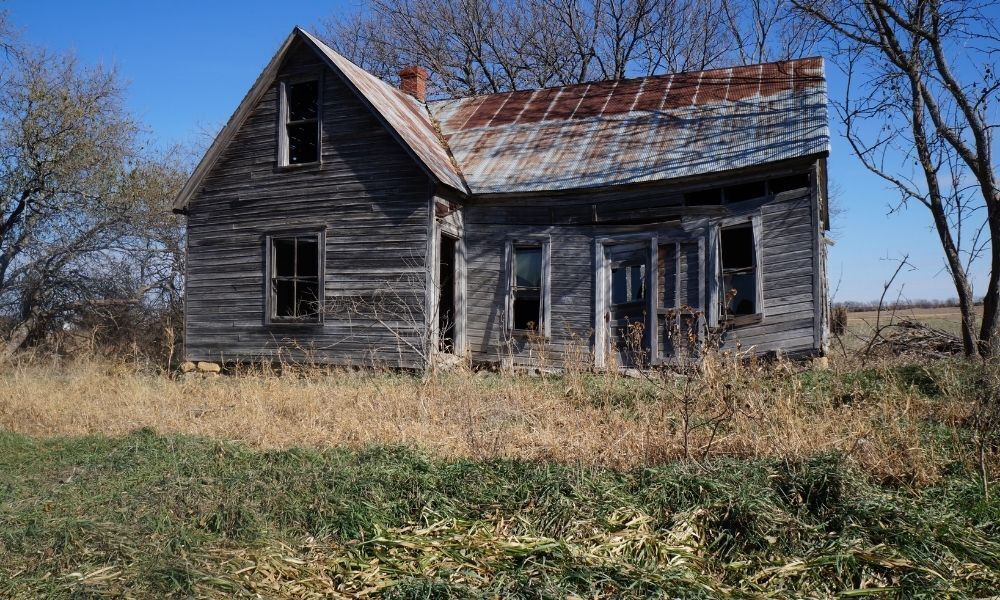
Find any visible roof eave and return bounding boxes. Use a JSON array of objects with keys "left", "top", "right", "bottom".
[
  {"left": 295, "top": 29, "right": 469, "bottom": 196},
  {"left": 171, "top": 31, "right": 300, "bottom": 211},
  {"left": 465, "top": 152, "right": 831, "bottom": 199}
]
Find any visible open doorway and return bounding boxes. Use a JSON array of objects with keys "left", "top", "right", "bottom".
[
  {"left": 604, "top": 242, "right": 650, "bottom": 368},
  {"left": 438, "top": 234, "right": 457, "bottom": 353}
]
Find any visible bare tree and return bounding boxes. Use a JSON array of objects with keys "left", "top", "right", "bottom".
[
  {"left": 321, "top": 0, "right": 815, "bottom": 98},
  {"left": 0, "top": 48, "right": 186, "bottom": 361},
  {"left": 722, "top": 0, "right": 822, "bottom": 64},
  {"left": 794, "top": 0, "right": 1000, "bottom": 357}
]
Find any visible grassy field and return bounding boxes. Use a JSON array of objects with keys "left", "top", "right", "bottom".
[
  {"left": 1, "top": 430, "right": 998, "bottom": 598},
  {"left": 1, "top": 347, "right": 999, "bottom": 597},
  {"left": 0, "top": 357, "right": 981, "bottom": 478}
]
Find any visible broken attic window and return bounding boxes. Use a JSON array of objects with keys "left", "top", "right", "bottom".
[
  {"left": 724, "top": 180, "right": 767, "bottom": 203},
  {"left": 769, "top": 172, "right": 811, "bottom": 194},
  {"left": 684, "top": 188, "right": 722, "bottom": 206},
  {"left": 271, "top": 235, "right": 321, "bottom": 321},
  {"left": 512, "top": 245, "right": 542, "bottom": 331},
  {"left": 284, "top": 80, "right": 319, "bottom": 164},
  {"left": 720, "top": 225, "right": 757, "bottom": 316}
]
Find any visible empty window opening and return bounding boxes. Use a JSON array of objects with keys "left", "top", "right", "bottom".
[
  {"left": 684, "top": 188, "right": 722, "bottom": 206},
  {"left": 686, "top": 174, "right": 811, "bottom": 209},
  {"left": 720, "top": 225, "right": 757, "bottom": 316},
  {"left": 284, "top": 80, "right": 319, "bottom": 164},
  {"left": 270, "top": 235, "right": 321, "bottom": 321},
  {"left": 611, "top": 263, "right": 646, "bottom": 305},
  {"left": 438, "top": 235, "right": 457, "bottom": 352},
  {"left": 724, "top": 180, "right": 767, "bottom": 203},
  {"left": 769, "top": 172, "right": 811, "bottom": 194},
  {"left": 512, "top": 246, "right": 542, "bottom": 331}
]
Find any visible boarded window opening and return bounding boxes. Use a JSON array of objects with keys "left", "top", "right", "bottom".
[
  {"left": 720, "top": 225, "right": 757, "bottom": 316},
  {"left": 270, "top": 235, "right": 321, "bottom": 322},
  {"left": 512, "top": 246, "right": 542, "bottom": 331},
  {"left": 284, "top": 80, "right": 319, "bottom": 164}
]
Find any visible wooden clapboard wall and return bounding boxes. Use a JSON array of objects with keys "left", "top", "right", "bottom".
[
  {"left": 461, "top": 157, "right": 826, "bottom": 367},
  {"left": 184, "top": 40, "right": 433, "bottom": 367},
  {"left": 715, "top": 193, "right": 818, "bottom": 353}
]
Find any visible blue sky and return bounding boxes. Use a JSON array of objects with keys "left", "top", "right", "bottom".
[{"left": 7, "top": 0, "right": 992, "bottom": 302}]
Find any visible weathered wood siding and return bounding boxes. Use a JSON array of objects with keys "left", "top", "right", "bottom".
[
  {"left": 184, "top": 40, "right": 432, "bottom": 367},
  {"left": 463, "top": 205, "right": 596, "bottom": 367},
  {"left": 717, "top": 192, "right": 817, "bottom": 353},
  {"left": 461, "top": 161, "right": 823, "bottom": 366}
]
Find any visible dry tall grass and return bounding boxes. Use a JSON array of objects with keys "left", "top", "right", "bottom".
[{"left": 1, "top": 352, "right": 987, "bottom": 486}]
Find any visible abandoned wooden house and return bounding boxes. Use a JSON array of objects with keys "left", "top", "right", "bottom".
[{"left": 174, "top": 27, "right": 831, "bottom": 369}]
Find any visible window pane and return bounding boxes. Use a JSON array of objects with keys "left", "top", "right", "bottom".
[
  {"left": 287, "top": 122, "right": 318, "bottom": 164},
  {"left": 723, "top": 272, "right": 756, "bottom": 315},
  {"left": 630, "top": 265, "right": 645, "bottom": 302},
  {"left": 515, "top": 247, "right": 541, "bottom": 288},
  {"left": 274, "top": 279, "right": 296, "bottom": 317},
  {"left": 296, "top": 238, "right": 318, "bottom": 277},
  {"left": 296, "top": 279, "right": 321, "bottom": 318},
  {"left": 513, "top": 293, "right": 541, "bottom": 331},
  {"left": 611, "top": 267, "right": 628, "bottom": 305},
  {"left": 273, "top": 238, "right": 296, "bottom": 277},
  {"left": 721, "top": 226, "right": 754, "bottom": 270},
  {"left": 288, "top": 80, "right": 318, "bottom": 121}
]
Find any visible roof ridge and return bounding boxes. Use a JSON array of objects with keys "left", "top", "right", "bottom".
[
  {"left": 427, "top": 56, "right": 824, "bottom": 106},
  {"left": 297, "top": 28, "right": 468, "bottom": 194}
]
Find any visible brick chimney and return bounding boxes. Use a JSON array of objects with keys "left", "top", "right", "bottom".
[{"left": 398, "top": 66, "right": 429, "bottom": 102}]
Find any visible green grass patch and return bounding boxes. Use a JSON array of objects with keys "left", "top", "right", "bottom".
[{"left": 0, "top": 429, "right": 998, "bottom": 598}]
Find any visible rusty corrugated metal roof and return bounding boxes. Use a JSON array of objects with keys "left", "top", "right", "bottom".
[
  {"left": 428, "top": 58, "right": 828, "bottom": 195},
  {"left": 301, "top": 30, "right": 469, "bottom": 194}
]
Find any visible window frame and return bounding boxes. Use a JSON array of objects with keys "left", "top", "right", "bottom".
[
  {"left": 505, "top": 237, "right": 551, "bottom": 338},
  {"left": 708, "top": 214, "right": 764, "bottom": 328},
  {"left": 277, "top": 74, "right": 323, "bottom": 168},
  {"left": 264, "top": 230, "right": 325, "bottom": 325}
]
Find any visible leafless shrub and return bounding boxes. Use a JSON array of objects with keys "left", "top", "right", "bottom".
[
  {"left": 970, "top": 365, "right": 1000, "bottom": 499},
  {"left": 831, "top": 305, "right": 848, "bottom": 336}
]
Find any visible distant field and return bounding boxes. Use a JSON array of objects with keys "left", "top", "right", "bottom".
[{"left": 846, "top": 305, "right": 976, "bottom": 338}]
